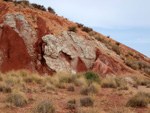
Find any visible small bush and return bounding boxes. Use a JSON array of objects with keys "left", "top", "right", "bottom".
[
  {"left": 101, "top": 76, "right": 118, "bottom": 88},
  {"left": 33, "top": 100, "right": 55, "bottom": 113},
  {"left": 48, "top": 7, "right": 55, "bottom": 14},
  {"left": 31, "top": 3, "right": 46, "bottom": 11},
  {"left": 67, "top": 99, "right": 76, "bottom": 110},
  {"left": 7, "top": 91, "right": 28, "bottom": 107},
  {"left": 125, "top": 58, "right": 139, "bottom": 70},
  {"left": 80, "top": 97, "right": 94, "bottom": 107},
  {"left": 126, "top": 92, "right": 150, "bottom": 107},
  {"left": 24, "top": 74, "right": 44, "bottom": 84},
  {"left": 112, "top": 45, "right": 120, "bottom": 55},
  {"left": 82, "top": 26, "right": 92, "bottom": 33},
  {"left": 0, "top": 83, "right": 12, "bottom": 93},
  {"left": 145, "top": 68, "right": 150, "bottom": 75},
  {"left": 80, "top": 82, "right": 100, "bottom": 95},
  {"left": 84, "top": 71, "right": 101, "bottom": 84},
  {"left": 67, "top": 85, "right": 75, "bottom": 92},
  {"left": 77, "top": 23, "right": 84, "bottom": 28},
  {"left": 74, "top": 77, "right": 88, "bottom": 87},
  {"left": 68, "top": 26, "right": 77, "bottom": 32},
  {"left": 46, "top": 84, "right": 56, "bottom": 91}
]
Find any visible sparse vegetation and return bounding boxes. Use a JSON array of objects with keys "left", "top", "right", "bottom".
[
  {"left": 84, "top": 71, "right": 101, "bottom": 84},
  {"left": 80, "top": 82, "right": 100, "bottom": 95},
  {"left": 7, "top": 91, "right": 28, "bottom": 107},
  {"left": 33, "top": 100, "right": 55, "bottom": 113},
  {"left": 68, "top": 26, "right": 77, "bottom": 32},
  {"left": 82, "top": 26, "right": 93, "bottom": 33},
  {"left": 126, "top": 92, "right": 150, "bottom": 107},
  {"left": 80, "top": 96, "right": 94, "bottom": 107},
  {"left": 48, "top": 7, "right": 55, "bottom": 14},
  {"left": 67, "top": 85, "right": 75, "bottom": 91},
  {"left": 101, "top": 76, "right": 118, "bottom": 88}
]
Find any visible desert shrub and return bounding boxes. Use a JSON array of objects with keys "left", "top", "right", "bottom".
[
  {"left": 126, "top": 92, "right": 150, "bottom": 107},
  {"left": 84, "top": 71, "right": 101, "bottom": 84},
  {"left": 115, "top": 42, "right": 120, "bottom": 46},
  {"left": 80, "top": 97, "right": 94, "bottom": 107},
  {"left": 145, "top": 68, "right": 150, "bottom": 75},
  {"left": 112, "top": 45, "right": 120, "bottom": 55},
  {"left": 80, "top": 82, "right": 100, "bottom": 95},
  {"left": 33, "top": 100, "right": 55, "bottom": 113},
  {"left": 48, "top": 7, "right": 55, "bottom": 14},
  {"left": 132, "top": 77, "right": 149, "bottom": 86},
  {"left": 56, "top": 83, "right": 66, "bottom": 89},
  {"left": 82, "top": 26, "right": 93, "bottom": 33},
  {"left": 15, "top": 0, "right": 30, "bottom": 6},
  {"left": 54, "top": 72, "right": 74, "bottom": 83},
  {"left": 77, "top": 23, "right": 84, "bottom": 28},
  {"left": 5, "top": 75, "right": 23, "bottom": 86},
  {"left": 118, "top": 84, "right": 129, "bottom": 90},
  {"left": 101, "top": 76, "right": 118, "bottom": 88},
  {"left": 74, "top": 77, "right": 88, "bottom": 87},
  {"left": 67, "top": 99, "right": 76, "bottom": 110},
  {"left": 68, "top": 26, "right": 77, "bottom": 32},
  {"left": 31, "top": 3, "right": 46, "bottom": 11},
  {"left": 46, "top": 83, "right": 56, "bottom": 91},
  {"left": 125, "top": 58, "right": 139, "bottom": 70},
  {"left": 3, "top": 0, "right": 13, "bottom": 2},
  {"left": 0, "top": 73, "right": 3, "bottom": 81},
  {"left": 0, "top": 83, "right": 12, "bottom": 93},
  {"left": 24, "top": 74, "right": 44, "bottom": 84},
  {"left": 67, "top": 85, "right": 75, "bottom": 92},
  {"left": 7, "top": 91, "right": 28, "bottom": 107},
  {"left": 128, "top": 51, "right": 134, "bottom": 56}
]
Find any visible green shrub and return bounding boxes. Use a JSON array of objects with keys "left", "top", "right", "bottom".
[
  {"left": 7, "top": 91, "right": 28, "bottom": 107},
  {"left": 80, "top": 97, "right": 94, "bottom": 107},
  {"left": 33, "top": 100, "right": 55, "bottom": 113},
  {"left": 126, "top": 92, "right": 150, "bottom": 107},
  {"left": 84, "top": 71, "right": 101, "bottom": 84},
  {"left": 68, "top": 26, "right": 77, "bottom": 32}
]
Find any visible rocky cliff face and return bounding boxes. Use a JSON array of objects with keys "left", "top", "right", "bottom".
[{"left": 0, "top": 1, "right": 149, "bottom": 77}]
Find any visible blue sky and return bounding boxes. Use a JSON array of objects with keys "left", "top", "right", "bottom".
[{"left": 29, "top": 0, "right": 150, "bottom": 57}]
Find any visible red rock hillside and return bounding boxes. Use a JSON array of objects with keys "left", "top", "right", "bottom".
[{"left": 0, "top": 0, "right": 150, "bottom": 77}]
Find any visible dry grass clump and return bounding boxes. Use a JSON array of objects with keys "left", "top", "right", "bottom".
[
  {"left": 80, "top": 96, "right": 94, "bottom": 107},
  {"left": 54, "top": 72, "right": 74, "bottom": 84},
  {"left": 101, "top": 76, "right": 118, "bottom": 88},
  {"left": 74, "top": 77, "right": 88, "bottom": 87},
  {"left": 45, "top": 83, "right": 56, "bottom": 91},
  {"left": 24, "top": 74, "right": 44, "bottom": 84},
  {"left": 80, "top": 82, "right": 100, "bottom": 95},
  {"left": 67, "top": 85, "right": 75, "bottom": 92},
  {"left": 126, "top": 92, "right": 150, "bottom": 107},
  {"left": 33, "top": 100, "right": 55, "bottom": 113},
  {"left": 132, "top": 76, "right": 149, "bottom": 86},
  {"left": 78, "top": 107, "right": 105, "bottom": 113},
  {"left": 67, "top": 98, "right": 76, "bottom": 110},
  {"left": 68, "top": 26, "right": 77, "bottom": 32},
  {"left": 0, "top": 83, "right": 12, "bottom": 93},
  {"left": 7, "top": 91, "right": 28, "bottom": 107}
]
